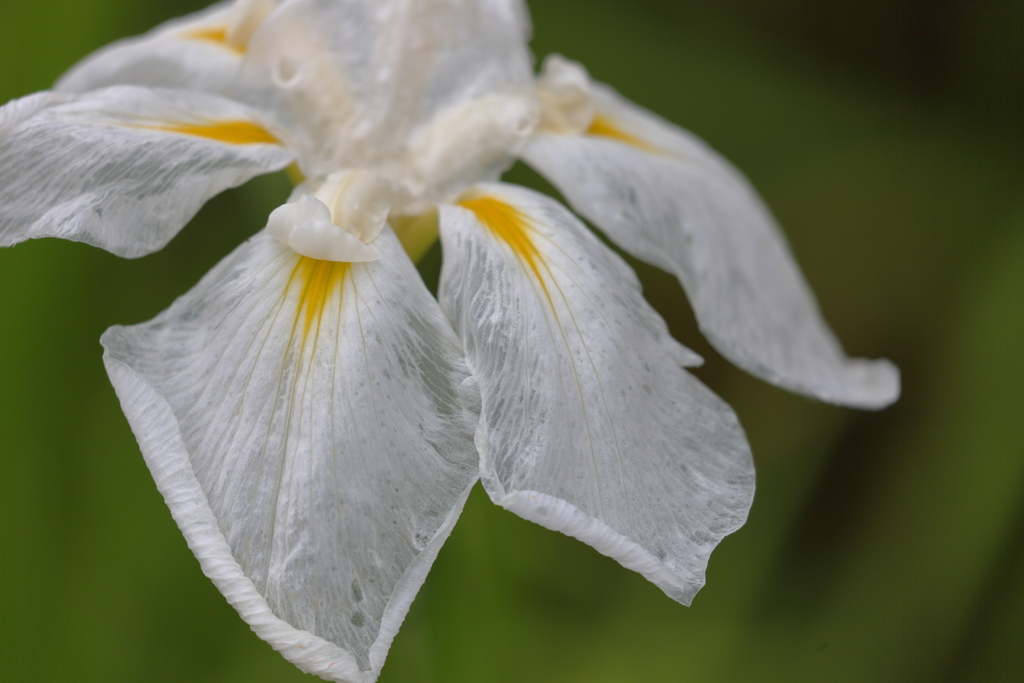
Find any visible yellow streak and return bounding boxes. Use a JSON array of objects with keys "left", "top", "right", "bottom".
[
  {"left": 146, "top": 121, "right": 280, "bottom": 146},
  {"left": 586, "top": 114, "right": 656, "bottom": 153},
  {"left": 458, "top": 196, "right": 551, "bottom": 304},
  {"left": 290, "top": 257, "right": 350, "bottom": 341},
  {"left": 184, "top": 27, "right": 246, "bottom": 55}
]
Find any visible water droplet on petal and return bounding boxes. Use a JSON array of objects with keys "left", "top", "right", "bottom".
[
  {"left": 412, "top": 529, "right": 431, "bottom": 551},
  {"left": 272, "top": 55, "right": 302, "bottom": 88}
]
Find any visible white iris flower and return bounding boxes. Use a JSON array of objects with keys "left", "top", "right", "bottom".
[{"left": 0, "top": 1, "right": 900, "bottom": 681}]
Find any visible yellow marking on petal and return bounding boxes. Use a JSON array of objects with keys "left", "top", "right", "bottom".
[
  {"left": 184, "top": 26, "right": 246, "bottom": 55},
  {"left": 145, "top": 121, "right": 280, "bottom": 146},
  {"left": 390, "top": 208, "right": 439, "bottom": 264},
  {"left": 586, "top": 114, "right": 656, "bottom": 153},
  {"left": 458, "top": 196, "right": 552, "bottom": 305},
  {"left": 290, "top": 257, "right": 350, "bottom": 341}
]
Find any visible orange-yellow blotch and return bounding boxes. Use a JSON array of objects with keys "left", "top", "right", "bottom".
[
  {"left": 458, "top": 196, "right": 551, "bottom": 303},
  {"left": 586, "top": 115, "right": 656, "bottom": 153},
  {"left": 150, "top": 120, "right": 280, "bottom": 146},
  {"left": 290, "top": 257, "right": 350, "bottom": 341},
  {"left": 184, "top": 26, "right": 246, "bottom": 55}
]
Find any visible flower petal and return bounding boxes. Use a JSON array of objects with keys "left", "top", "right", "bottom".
[
  {"left": 438, "top": 183, "right": 752, "bottom": 604},
  {"left": 101, "top": 227, "right": 479, "bottom": 682},
  {"left": 521, "top": 82, "right": 900, "bottom": 409},
  {"left": 0, "top": 86, "right": 293, "bottom": 257},
  {"left": 56, "top": 1, "right": 276, "bottom": 94},
  {"left": 239, "top": 0, "right": 536, "bottom": 183}
]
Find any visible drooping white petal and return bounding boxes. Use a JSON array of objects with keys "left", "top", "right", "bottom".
[
  {"left": 0, "top": 86, "right": 293, "bottom": 257},
  {"left": 102, "top": 227, "right": 479, "bottom": 682},
  {"left": 239, "top": 0, "right": 538, "bottom": 198},
  {"left": 521, "top": 80, "right": 899, "bottom": 409},
  {"left": 438, "top": 183, "right": 752, "bottom": 604},
  {"left": 56, "top": 1, "right": 279, "bottom": 95}
]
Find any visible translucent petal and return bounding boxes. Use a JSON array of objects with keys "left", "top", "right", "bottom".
[
  {"left": 0, "top": 86, "right": 293, "bottom": 257},
  {"left": 56, "top": 1, "right": 275, "bottom": 95},
  {"left": 239, "top": 0, "right": 536, "bottom": 189},
  {"left": 521, "top": 81, "right": 900, "bottom": 409},
  {"left": 438, "top": 184, "right": 753, "bottom": 604},
  {"left": 102, "top": 227, "right": 479, "bottom": 683}
]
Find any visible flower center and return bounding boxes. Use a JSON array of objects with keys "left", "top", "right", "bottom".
[
  {"left": 268, "top": 170, "right": 396, "bottom": 262},
  {"left": 393, "top": 93, "right": 539, "bottom": 211},
  {"left": 536, "top": 55, "right": 595, "bottom": 135}
]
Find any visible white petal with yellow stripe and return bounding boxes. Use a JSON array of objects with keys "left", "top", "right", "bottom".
[
  {"left": 56, "top": 0, "right": 279, "bottom": 94},
  {"left": 0, "top": 85, "right": 293, "bottom": 257},
  {"left": 438, "top": 183, "right": 753, "bottom": 604},
  {"left": 101, "top": 226, "right": 479, "bottom": 683},
  {"left": 521, "top": 57, "right": 899, "bottom": 409}
]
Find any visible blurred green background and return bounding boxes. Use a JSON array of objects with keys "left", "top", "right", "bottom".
[{"left": 1, "top": 0, "right": 1020, "bottom": 681}]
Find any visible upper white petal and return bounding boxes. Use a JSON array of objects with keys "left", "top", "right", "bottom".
[
  {"left": 56, "top": 1, "right": 240, "bottom": 93},
  {"left": 0, "top": 86, "right": 293, "bottom": 257},
  {"left": 438, "top": 183, "right": 752, "bottom": 604},
  {"left": 239, "top": 0, "right": 537, "bottom": 198},
  {"left": 54, "top": 0, "right": 538, "bottom": 207},
  {"left": 521, "top": 79, "right": 900, "bottom": 409},
  {"left": 56, "top": 1, "right": 280, "bottom": 95},
  {"left": 102, "top": 227, "right": 479, "bottom": 682}
]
